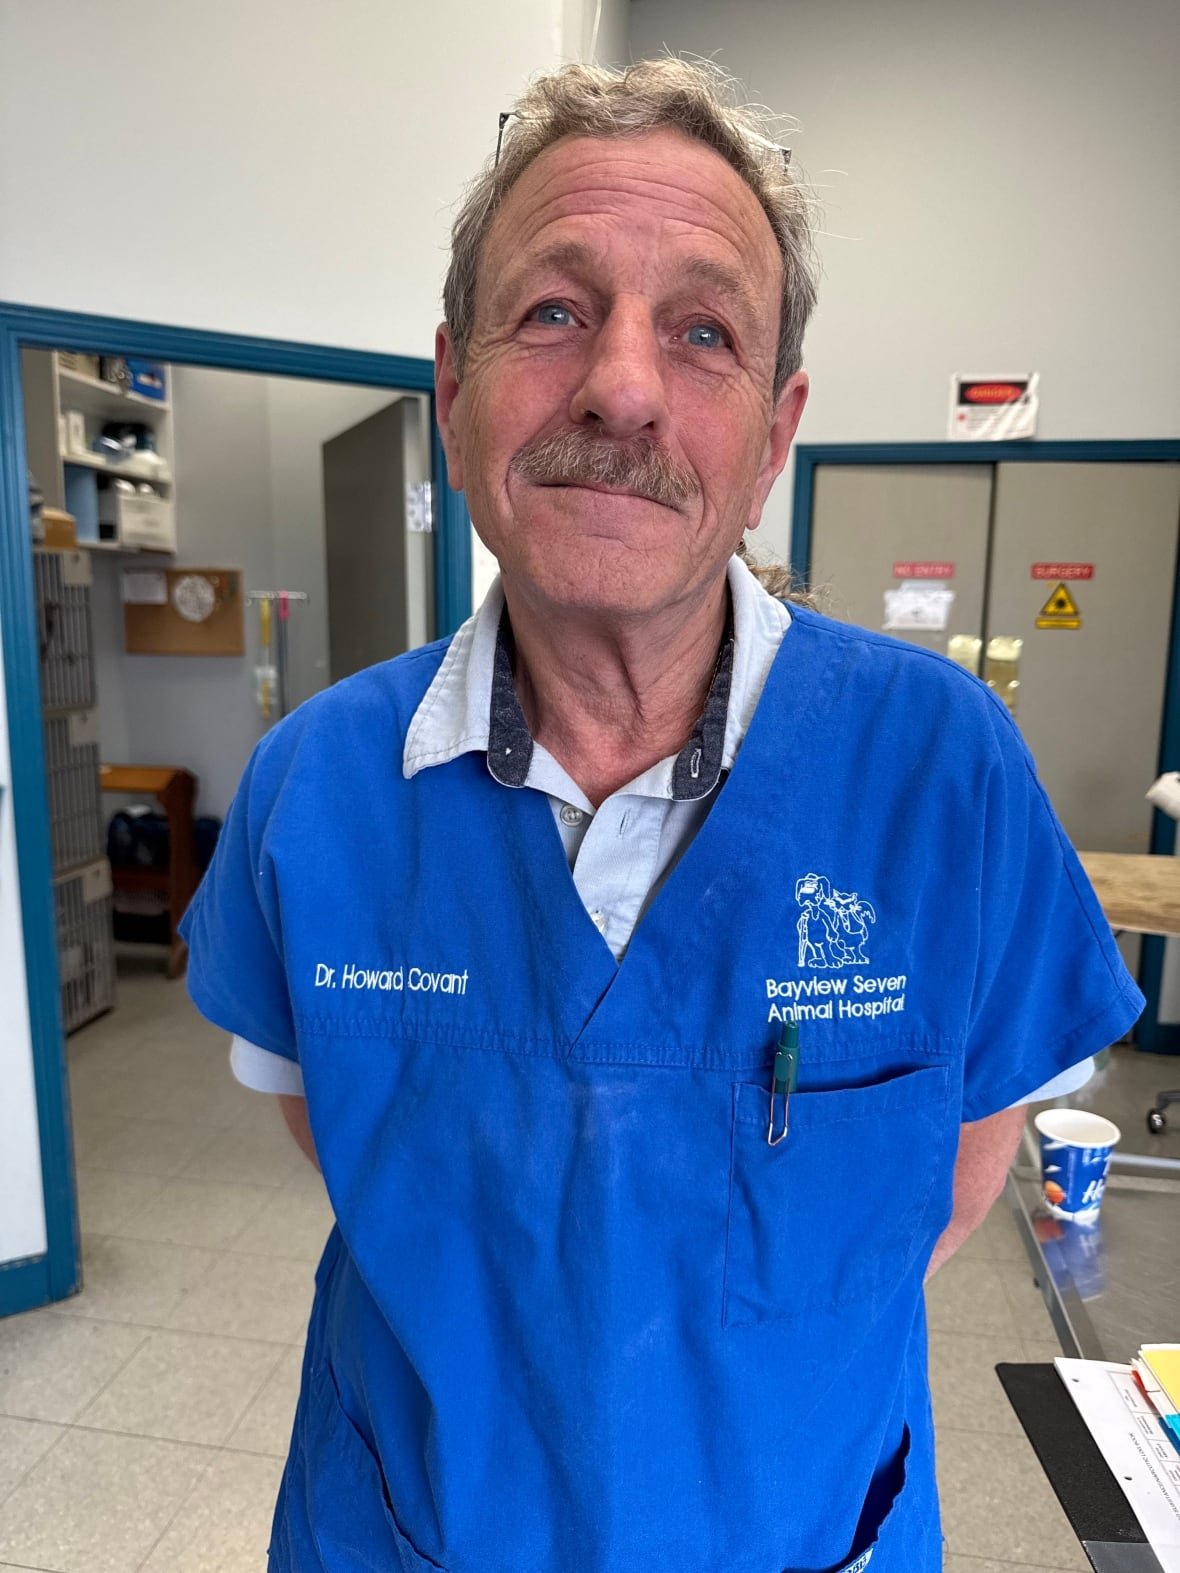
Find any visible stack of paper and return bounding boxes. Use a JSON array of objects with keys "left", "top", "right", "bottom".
[
  {"left": 1135, "top": 1346, "right": 1180, "bottom": 1456},
  {"left": 1055, "top": 1356, "right": 1180, "bottom": 1573}
]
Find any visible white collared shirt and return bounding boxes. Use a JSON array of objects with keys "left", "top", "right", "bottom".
[{"left": 230, "top": 557, "right": 1091, "bottom": 1105}]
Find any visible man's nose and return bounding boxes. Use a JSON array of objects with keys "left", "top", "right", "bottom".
[{"left": 569, "top": 300, "right": 668, "bottom": 438}]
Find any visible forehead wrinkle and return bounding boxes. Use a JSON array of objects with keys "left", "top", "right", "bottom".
[
  {"left": 490, "top": 133, "right": 778, "bottom": 257},
  {"left": 505, "top": 166, "right": 768, "bottom": 262}
]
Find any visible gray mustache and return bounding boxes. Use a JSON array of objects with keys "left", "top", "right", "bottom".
[{"left": 512, "top": 431, "right": 699, "bottom": 509}]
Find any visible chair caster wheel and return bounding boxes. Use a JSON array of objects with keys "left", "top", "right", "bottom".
[{"left": 1147, "top": 1108, "right": 1167, "bottom": 1135}]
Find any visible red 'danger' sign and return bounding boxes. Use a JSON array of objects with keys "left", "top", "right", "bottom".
[
  {"left": 1031, "top": 563, "right": 1094, "bottom": 580},
  {"left": 949, "top": 373, "right": 1038, "bottom": 440},
  {"left": 893, "top": 562, "right": 955, "bottom": 579}
]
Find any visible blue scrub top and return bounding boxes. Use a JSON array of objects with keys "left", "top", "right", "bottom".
[{"left": 182, "top": 606, "right": 1143, "bottom": 1573}]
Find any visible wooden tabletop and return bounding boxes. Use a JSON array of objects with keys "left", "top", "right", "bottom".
[
  {"left": 1077, "top": 851, "right": 1180, "bottom": 937},
  {"left": 100, "top": 764, "right": 194, "bottom": 797}
]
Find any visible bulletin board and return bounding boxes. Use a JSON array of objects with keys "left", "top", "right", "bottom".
[{"left": 122, "top": 568, "right": 244, "bottom": 655}]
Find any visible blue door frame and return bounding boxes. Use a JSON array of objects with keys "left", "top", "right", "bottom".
[
  {"left": 791, "top": 440, "right": 1180, "bottom": 1054},
  {"left": 0, "top": 302, "right": 473, "bottom": 1318}
]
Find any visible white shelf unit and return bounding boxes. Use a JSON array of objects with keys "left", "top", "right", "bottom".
[
  {"left": 22, "top": 349, "right": 177, "bottom": 554},
  {"left": 59, "top": 450, "right": 174, "bottom": 485},
  {"left": 58, "top": 367, "right": 172, "bottom": 419}
]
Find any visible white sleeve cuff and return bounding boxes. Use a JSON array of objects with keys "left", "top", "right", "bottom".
[
  {"left": 229, "top": 1035, "right": 305, "bottom": 1096},
  {"left": 1008, "top": 1055, "right": 1096, "bottom": 1108}
]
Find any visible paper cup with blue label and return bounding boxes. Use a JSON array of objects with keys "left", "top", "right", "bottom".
[{"left": 1034, "top": 1109, "right": 1120, "bottom": 1225}]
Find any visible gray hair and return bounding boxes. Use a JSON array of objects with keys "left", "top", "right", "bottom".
[
  {"left": 735, "top": 538, "right": 820, "bottom": 607},
  {"left": 443, "top": 57, "right": 818, "bottom": 400}
]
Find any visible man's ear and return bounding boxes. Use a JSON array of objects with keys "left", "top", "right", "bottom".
[
  {"left": 434, "top": 324, "right": 465, "bottom": 492},
  {"left": 746, "top": 370, "right": 809, "bottom": 532}
]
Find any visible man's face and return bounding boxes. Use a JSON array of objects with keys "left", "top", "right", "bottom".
[{"left": 436, "top": 127, "right": 809, "bottom": 620}]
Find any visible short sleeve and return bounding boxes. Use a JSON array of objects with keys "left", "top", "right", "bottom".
[
  {"left": 961, "top": 703, "right": 1144, "bottom": 1122},
  {"left": 179, "top": 735, "right": 298, "bottom": 1063}
]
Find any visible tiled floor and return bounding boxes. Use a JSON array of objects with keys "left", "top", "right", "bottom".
[
  {"left": 0, "top": 953, "right": 1129, "bottom": 1571},
  {"left": 0, "top": 954, "right": 323, "bottom": 1573}
]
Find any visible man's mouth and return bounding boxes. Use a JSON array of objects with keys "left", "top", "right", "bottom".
[{"left": 537, "top": 480, "right": 661, "bottom": 503}]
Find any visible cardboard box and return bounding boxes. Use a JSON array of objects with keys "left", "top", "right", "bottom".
[
  {"left": 58, "top": 351, "right": 101, "bottom": 379},
  {"left": 40, "top": 508, "right": 77, "bottom": 550}
]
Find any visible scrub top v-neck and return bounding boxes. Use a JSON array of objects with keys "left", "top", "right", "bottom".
[{"left": 182, "top": 591, "right": 1142, "bottom": 1573}]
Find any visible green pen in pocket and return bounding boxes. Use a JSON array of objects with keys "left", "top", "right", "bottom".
[{"left": 767, "top": 1019, "right": 800, "bottom": 1147}]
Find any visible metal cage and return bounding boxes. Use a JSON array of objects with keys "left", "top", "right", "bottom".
[
  {"left": 53, "top": 860, "right": 115, "bottom": 1033},
  {"left": 33, "top": 549, "right": 95, "bottom": 712},
  {"left": 42, "top": 710, "right": 103, "bottom": 875}
]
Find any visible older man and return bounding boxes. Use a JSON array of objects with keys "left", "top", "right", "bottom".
[{"left": 182, "top": 59, "right": 1142, "bottom": 1573}]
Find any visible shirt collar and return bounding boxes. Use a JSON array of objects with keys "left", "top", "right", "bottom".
[
  {"left": 484, "top": 594, "right": 735, "bottom": 801},
  {"left": 402, "top": 555, "right": 791, "bottom": 798}
]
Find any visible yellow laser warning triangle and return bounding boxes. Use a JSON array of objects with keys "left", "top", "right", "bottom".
[
  {"left": 1036, "top": 581, "right": 1081, "bottom": 629},
  {"left": 1040, "top": 583, "right": 1078, "bottom": 617}
]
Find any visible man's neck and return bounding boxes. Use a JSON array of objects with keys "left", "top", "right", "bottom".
[{"left": 501, "top": 573, "right": 730, "bottom": 809}]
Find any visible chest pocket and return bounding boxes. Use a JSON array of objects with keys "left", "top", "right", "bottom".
[{"left": 723, "top": 1063, "right": 952, "bottom": 1328}]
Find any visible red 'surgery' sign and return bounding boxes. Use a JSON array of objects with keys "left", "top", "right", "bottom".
[{"left": 1031, "top": 564, "right": 1094, "bottom": 580}]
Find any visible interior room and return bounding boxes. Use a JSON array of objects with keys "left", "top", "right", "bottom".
[
  {"left": 27, "top": 347, "right": 434, "bottom": 983},
  {"left": 1, "top": 2, "right": 1177, "bottom": 1570}
]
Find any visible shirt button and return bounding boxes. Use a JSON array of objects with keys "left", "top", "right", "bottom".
[
  {"left": 591, "top": 910, "right": 607, "bottom": 932},
  {"left": 560, "top": 804, "right": 585, "bottom": 826}
]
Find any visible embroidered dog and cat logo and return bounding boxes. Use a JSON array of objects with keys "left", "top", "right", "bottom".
[{"left": 795, "top": 873, "right": 876, "bottom": 969}]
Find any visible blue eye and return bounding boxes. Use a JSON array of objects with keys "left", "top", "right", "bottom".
[
  {"left": 685, "top": 322, "right": 728, "bottom": 350},
  {"left": 532, "top": 302, "right": 575, "bottom": 327}
]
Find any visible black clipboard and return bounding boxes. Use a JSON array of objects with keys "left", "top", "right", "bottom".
[{"left": 996, "top": 1363, "right": 1167, "bottom": 1573}]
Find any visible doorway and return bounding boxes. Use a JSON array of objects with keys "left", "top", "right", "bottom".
[{"left": 0, "top": 303, "right": 472, "bottom": 1320}]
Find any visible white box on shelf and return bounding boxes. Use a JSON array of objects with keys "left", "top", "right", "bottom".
[
  {"left": 119, "top": 493, "right": 176, "bottom": 552},
  {"left": 98, "top": 488, "right": 176, "bottom": 553},
  {"left": 63, "top": 409, "right": 88, "bottom": 455}
]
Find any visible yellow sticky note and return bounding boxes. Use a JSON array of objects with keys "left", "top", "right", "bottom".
[{"left": 1141, "top": 1345, "right": 1180, "bottom": 1413}]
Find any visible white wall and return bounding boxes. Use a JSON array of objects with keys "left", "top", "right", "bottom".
[
  {"left": 564, "top": 0, "right": 632, "bottom": 69},
  {"left": 629, "top": 0, "right": 1180, "bottom": 557}
]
